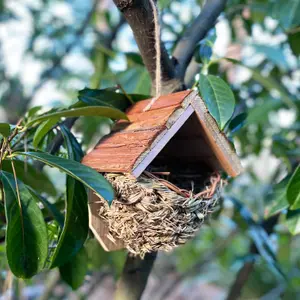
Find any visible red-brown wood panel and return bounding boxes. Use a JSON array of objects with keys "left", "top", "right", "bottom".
[
  {"left": 94, "top": 128, "right": 164, "bottom": 149},
  {"left": 82, "top": 128, "right": 165, "bottom": 172},
  {"left": 82, "top": 154, "right": 138, "bottom": 173},
  {"left": 115, "top": 107, "right": 179, "bottom": 132},
  {"left": 127, "top": 90, "right": 191, "bottom": 114}
]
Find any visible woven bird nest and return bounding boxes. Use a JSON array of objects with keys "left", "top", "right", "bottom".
[{"left": 96, "top": 170, "right": 223, "bottom": 257}]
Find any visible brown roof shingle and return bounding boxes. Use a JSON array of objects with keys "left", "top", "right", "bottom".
[
  {"left": 82, "top": 90, "right": 243, "bottom": 177},
  {"left": 82, "top": 90, "right": 192, "bottom": 173}
]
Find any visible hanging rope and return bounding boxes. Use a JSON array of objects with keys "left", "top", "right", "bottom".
[{"left": 143, "top": 0, "right": 162, "bottom": 112}]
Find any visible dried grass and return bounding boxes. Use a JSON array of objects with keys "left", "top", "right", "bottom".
[{"left": 97, "top": 172, "right": 223, "bottom": 257}]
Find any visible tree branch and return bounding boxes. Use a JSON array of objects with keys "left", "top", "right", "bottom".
[
  {"left": 158, "top": 230, "right": 237, "bottom": 300},
  {"left": 184, "top": 57, "right": 200, "bottom": 88},
  {"left": 112, "top": 0, "right": 182, "bottom": 95},
  {"left": 173, "top": 0, "right": 227, "bottom": 79},
  {"left": 103, "top": 16, "right": 126, "bottom": 49},
  {"left": 226, "top": 215, "right": 279, "bottom": 300},
  {"left": 226, "top": 259, "right": 255, "bottom": 300},
  {"left": 114, "top": 252, "right": 157, "bottom": 300},
  {"left": 111, "top": 1, "right": 229, "bottom": 299}
]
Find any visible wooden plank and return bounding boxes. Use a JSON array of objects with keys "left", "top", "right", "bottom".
[
  {"left": 127, "top": 90, "right": 191, "bottom": 114},
  {"left": 82, "top": 129, "right": 165, "bottom": 172},
  {"left": 132, "top": 105, "right": 194, "bottom": 177},
  {"left": 115, "top": 106, "right": 178, "bottom": 132},
  {"left": 94, "top": 129, "right": 164, "bottom": 149},
  {"left": 88, "top": 190, "right": 123, "bottom": 251},
  {"left": 190, "top": 93, "right": 243, "bottom": 177},
  {"left": 83, "top": 151, "right": 139, "bottom": 173}
]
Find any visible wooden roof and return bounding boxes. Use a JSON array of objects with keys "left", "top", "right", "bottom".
[{"left": 82, "top": 90, "right": 243, "bottom": 177}]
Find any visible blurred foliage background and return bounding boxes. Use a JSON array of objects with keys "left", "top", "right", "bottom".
[{"left": 0, "top": 0, "right": 299, "bottom": 299}]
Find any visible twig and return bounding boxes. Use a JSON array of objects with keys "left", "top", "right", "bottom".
[
  {"left": 0, "top": 119, "right": 23, "bottom": 167},
  {"left": 35, "top": 117, "right": 77, "bottom": 171},
  {"left": 226, "top": 260, "right": 255, "bottom": 300},
  {"left": 226, "top": 215, "right": 279, "bottom": 300},
  {"left": 173, "top": 0, "right": 228, "bottom": 79}
]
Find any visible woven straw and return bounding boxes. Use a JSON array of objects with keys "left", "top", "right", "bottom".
[{"left": 96, "top": 171, "right": 223, "bottom": 257}]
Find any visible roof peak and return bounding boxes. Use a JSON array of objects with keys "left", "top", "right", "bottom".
[{"left": 82, "top": 90, "right": 242, "bottom": 177}]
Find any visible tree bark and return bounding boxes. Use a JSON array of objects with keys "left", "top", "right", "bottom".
[
  {"left": 226, "top": 215, "right": 279, "bottom": 300},
  {"left": 112, "top": 0, "right": 182, "bottom": 94},
  {"left": 173, "top": 0, "right": 227, "bottom": 79},
  {"left": 114, "top": 252, "right": 157, "bottom": 300}
]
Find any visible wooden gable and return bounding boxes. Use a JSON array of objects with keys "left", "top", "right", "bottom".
[{"left": 82, "top": 90, "right": 243, "bottom": 177}]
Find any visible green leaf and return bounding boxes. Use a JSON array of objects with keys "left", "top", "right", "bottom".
[
  {"left": 0, "top": 123, "right": 11, "bottom": 138},
  {"left": 77, "top": 88, "right": 149, "bottom": 112},
  {"left": 26, "top": 106, "right": 128, "bottom": 127},
  {"left": 199, "top": 74, "right": 235, "bottom": 129},
  {"left": 59, "top": 126, "right": 84, "bottom": 162},
  {"left": 195, "top": 44, "right": 213, "bottom": 64},
  {"left": 248, "top": 225, "right": 286, "bottom": 279},
  {"left": 14, "top": 152, "right": 114, "bottom": 203},
  {"left": 51, "top": 177, "right": 88, "bottom": 267},
  {"left": 265, "top": 177, "right": 289, "bottom": 218},
  {"left": 1, "top": 171, "right": 48, "bottom": 278},
  {"left": 50, "top": 126, "right": 88, "bottom": 268},
  {"left": 229, "top": 197, "right": 286, "bottom": 279},
  {"left": 224, "top": 58, "right": 296, "bottom": 110},
  {"left": 125, "top": 52, "right": 144, "bottom": 66},
  {"left": 90, "top": 46, "right": 109, "bottom": 89},
  {"left": 270, "top": 0, "right": 300, "bottom": 30},
  {"left": 28, "top": 188, "right": 64, "bottom": 228},
  {"left": 228, "top": 113, "right": 247, "bottom": 135},
  {"left": 195, "top": 29, "right": 216, "bottom": 64},
  {"left": 59, "top": 247, "right": 88, "bottom": 290},
  {"left": 27, "top": 106, "right": 42, "bottom": 119},
  {"left": 252, "top": 44, "right": 290, "bottom": 72},
  {"left": 118, "top": 66, "right": 151, "bottom": 94},
  {"left": 251, "top": 70, "right": 296, "bottom": 109},
  {"left": 33, "top": 118, "right": 59, "bottom": 149},
  {"left": 1, "top": 159, "right": 56, "bottom": 197},
  {"left": 285, "top": 209, "right": 300, "bottom": 235},
  {"left": 287, "top": 165, "right": 300, "bottom": 210},
  {"left": 78, "top": 88, "right": 130, "bottom": 111},
  {"left": 86, "top": 239, "right": 109, "bottom": 270},
  {"left": 247, "top": 98, "right": 281, "bottom": 125},
  {"left": 288, "top": 30, "right": 300, "bottom": 57},
  {"left": 249, "top": 3, "right": 268, "bottom": 23}
]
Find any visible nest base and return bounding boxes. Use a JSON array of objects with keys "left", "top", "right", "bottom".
[{"left": 95, "top": 171, "right": 223, "bottom": 257}]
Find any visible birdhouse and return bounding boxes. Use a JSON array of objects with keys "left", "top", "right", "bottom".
[{"left": 82, "top": 90, "right": 242, "bottom": 256}]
